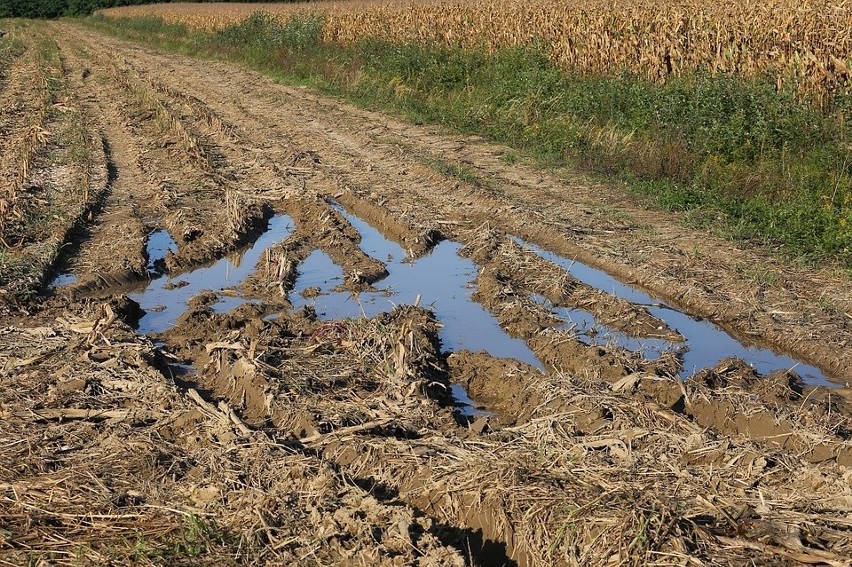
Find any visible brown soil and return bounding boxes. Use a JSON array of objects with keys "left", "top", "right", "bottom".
[{"left": 1, "top": 21, "right": 851, "bottom": 566}]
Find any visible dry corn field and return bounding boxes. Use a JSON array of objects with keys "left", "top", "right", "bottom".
[
  {"left": 2, "top": 16, "right": 852, "bottom": 567},
  {"left": 101, "top": 0, "right": 852, "bottom": 104}
]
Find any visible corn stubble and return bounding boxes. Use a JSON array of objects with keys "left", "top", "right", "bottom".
[{"left": 102, "top": 0, "right": 852, "bottom": 105}]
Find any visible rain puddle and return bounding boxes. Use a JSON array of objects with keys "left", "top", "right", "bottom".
[
  {"left": 50, "top": 227, "right": 178, "bottom": 288},
  {"left": 289, "top": 202, "right": 541, "bottom": 415},
  {"left": 145, "top": 228, "right": 178, "bottom": 275},
  {"left": 129, "top": 215, "right": 295, "bottom": 334},
  {"left": 50, "top": 273, "right": 77, "bottom": 287},
  {"left": 293, "top": 203, "right": 543, "bottom": 371},
  {"left": 514, "top": 237, "right": 832, "bottom": 386},
  {"left": 450, "top": 384, "right": 492, "bottom": 417},
  {"left": 530, "top": 294, "right": 673, "bottom": 360}
]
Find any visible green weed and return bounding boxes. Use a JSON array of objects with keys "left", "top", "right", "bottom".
[
  {"left": 500, "top": 152, "right": 519, "bottom": 165},
  {"left": 420, "top": 155, "right": 480, "bottom": 185}
]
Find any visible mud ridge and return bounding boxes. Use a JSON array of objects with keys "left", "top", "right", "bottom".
[
  {"left": 1, "top": 36, "right": 111, "bottom": 309},
  {"left": 0, "top": 303, "right": 467, "bottom": 565}
]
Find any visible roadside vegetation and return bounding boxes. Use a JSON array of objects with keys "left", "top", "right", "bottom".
[{"left": 81, "top": 9, "right": 852, "bottom": 268}]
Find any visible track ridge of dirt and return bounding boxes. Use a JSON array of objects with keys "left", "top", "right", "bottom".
[
  {"left": 160, "top": 300, "right": 852, "bottom": 566},
  {"left": 464, "top": 225, "right": 683, "bottom": 341},
  {"left": 0, "top": 42, "right": 35, "bottom": 138},
  {"left": 473, "top": 261, "right": 681, "bottom": 380},
  {"left": 52, "top": 46, "right": 155, "bottom": 292},
  {"left": 52, "top": 22, "right": 851, "bottom": 381},
  {"left": 0, "top": 34, "right": 52, "bottom": 242},
  {"left": 0, "top": 31, "right": 112, "bottom": 307},
  {"left": 60, "top": 43, "right": 281, "bottom": 278},
  {"left": 0, "top": 304, "right": 468, "bottom": 565},
  {"left": 0, "top": 38, "right": 28, "bottom": 93}
]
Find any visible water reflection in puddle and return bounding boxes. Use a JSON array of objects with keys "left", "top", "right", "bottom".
[
  {"left": 293, "top": 204, "right": 544, "bottom": 371},
  {"left": 290, "top": 202, "right": 544, "bottom": 415},
  {"left": 146, "top": 229, "right": 178, "bottom": 275},
  {"left": 514, "top": 237, "right": 832, "bottom": 385},
  {"left": 450, "top": 384, "right": 492, "bottom": 417},
  {"left": 50, "top": 273, "right": 77, "bottom": 287},
  {"left": 130, "top": 215, "right": 295, "bottom": 334},
  {"left": 293, "top": 243, "right": 543, "bottom": 371},
  {"left": 51, "top": 227, "right": 178, "bottom": 289},
  {"left": 530, "top": 294, "right": 673, "bottom": 360}
]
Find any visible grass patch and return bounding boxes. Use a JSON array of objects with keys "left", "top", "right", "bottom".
[
  {"left": 82, "top": 12, "right": 852, "bottom": 266},
  {"left": 35, "top": 28, "right": 63, "bottom": 106},
  {"left": 418, "top": 154, "right": 483, "bottom": 185},
  {"left": 17, "top": 515, "right": 237, "bottom": 565},
  {"left": 0, "top": 28, "right": 27, "bottom": 72},
  {"left": 0, "top": 249, "right": 32, "bottom": 294}
]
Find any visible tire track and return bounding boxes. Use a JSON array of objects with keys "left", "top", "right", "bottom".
[
  {"left": 65, "top": 29, "right": 684, "bottom": 344},
  {"left": 53, "top": 22, "right": 852, "bottom": 380}
]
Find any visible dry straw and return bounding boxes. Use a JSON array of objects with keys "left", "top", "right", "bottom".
[{"left": 102, "top": 0, "right": 852, "bottom": 106}]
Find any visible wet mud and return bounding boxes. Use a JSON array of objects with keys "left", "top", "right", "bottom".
[{"left": 516, "top": 236, "right": 832, "bottom": 384}]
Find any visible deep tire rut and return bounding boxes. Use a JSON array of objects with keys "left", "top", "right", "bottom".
[{"left": 53, "top": 22, "right": 852, "bottom": 380}]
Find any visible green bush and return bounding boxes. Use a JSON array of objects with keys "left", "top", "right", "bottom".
[{"left": 215, "top": 11, "right": 323, "bottom": 52}]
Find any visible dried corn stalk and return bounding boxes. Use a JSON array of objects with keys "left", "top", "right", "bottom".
[{"left": 101, "top": 0, "right": 852, "bottom": 106}]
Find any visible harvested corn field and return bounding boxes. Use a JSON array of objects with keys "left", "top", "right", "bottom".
[
  {"left": 1, "top": 19, "right": 852, "bottom": 566},
  {"left": 100, "top": 0, "right": 852, "bottom": 103}
]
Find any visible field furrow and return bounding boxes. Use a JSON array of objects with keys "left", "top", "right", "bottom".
[{"left": 0, "top": 33, "right": 55, "bottom": 241}]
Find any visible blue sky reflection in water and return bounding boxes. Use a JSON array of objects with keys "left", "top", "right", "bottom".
[
  {"left": 513, "top": 237, "right": 832, "bottom": 385},
  {"left": 290, "top": 202, "right": 544, "bottom": 370},
  {"left": 130, "top": 215, "right": 295, "bottom": 334},
  {"left": 145, "top": 228, "right": 178, "bottom": 275}
]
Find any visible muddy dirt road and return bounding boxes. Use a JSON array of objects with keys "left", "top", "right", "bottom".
[{"left": 1, "top": 21, "right": 851, "bottom": 565}]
